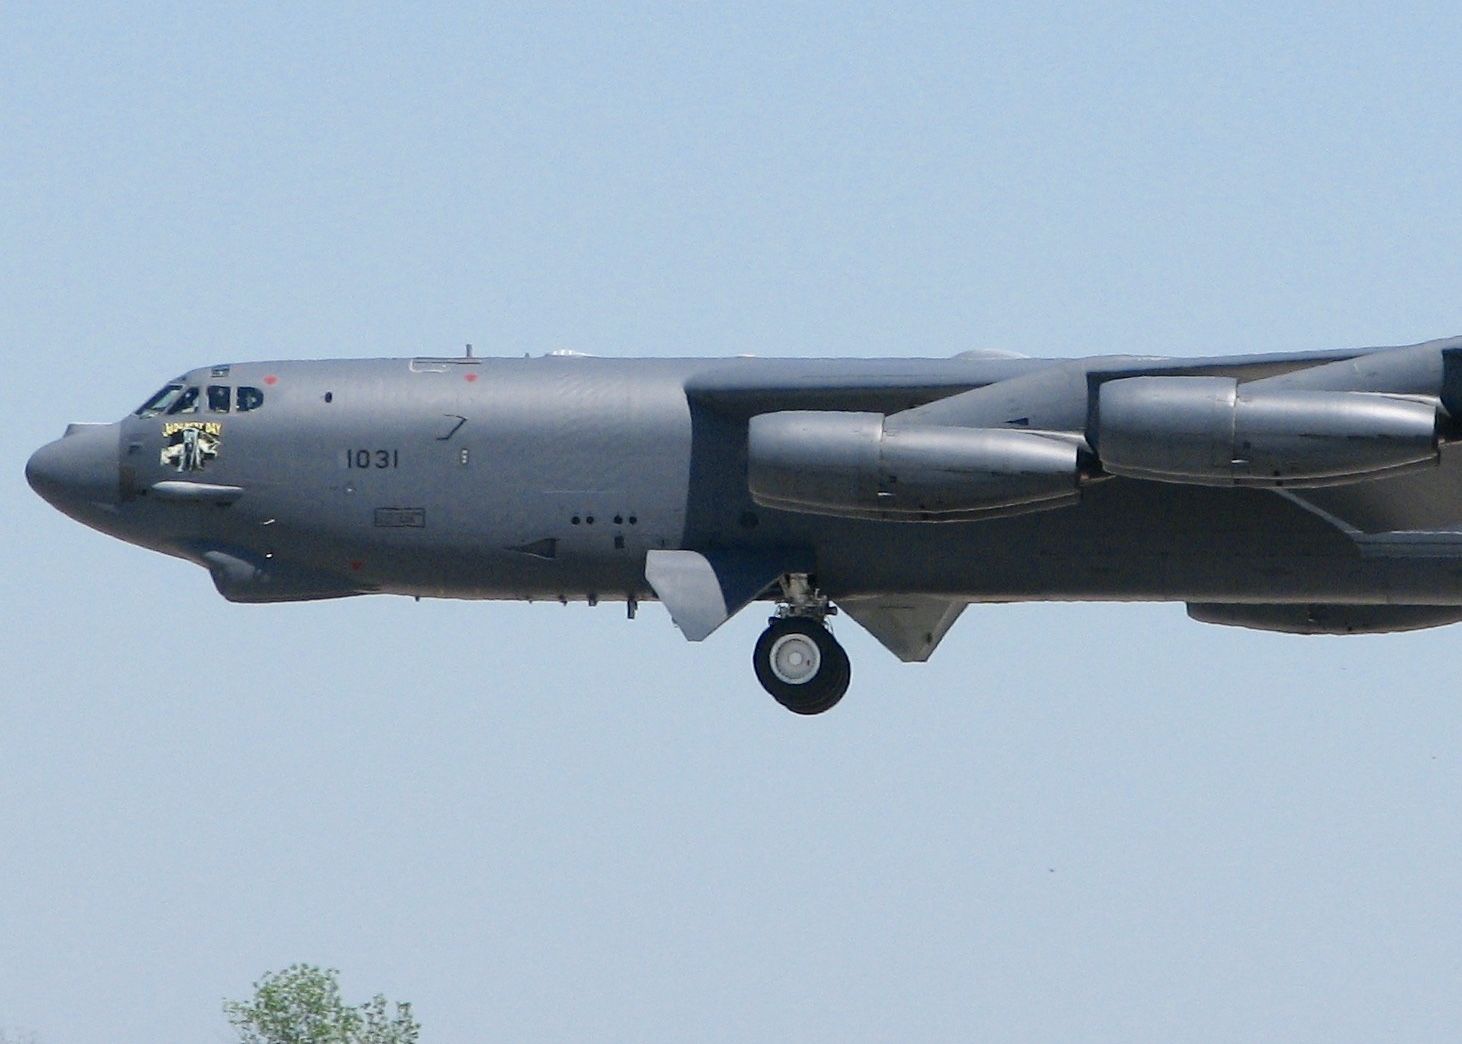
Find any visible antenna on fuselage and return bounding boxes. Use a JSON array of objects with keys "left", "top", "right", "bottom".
[{"left": 464, "top": 343, "right": 474, "bottom": 359}]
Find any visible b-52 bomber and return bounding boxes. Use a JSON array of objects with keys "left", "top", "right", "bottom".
[{"left": 27, "top": 335, "right": 1462, "bottom": 713}]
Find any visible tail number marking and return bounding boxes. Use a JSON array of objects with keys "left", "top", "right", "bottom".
[{"left": 345, "top": 449, "right": 400, "bottom": 469}]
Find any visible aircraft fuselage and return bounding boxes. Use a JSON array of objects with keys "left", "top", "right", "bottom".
[{"left": 29, "top": 341, "right": 1462, "bottom": 712}]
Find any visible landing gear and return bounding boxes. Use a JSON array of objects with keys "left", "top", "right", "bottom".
[{"left": 752, "top": 575, "right": 851, "bottom": 715}]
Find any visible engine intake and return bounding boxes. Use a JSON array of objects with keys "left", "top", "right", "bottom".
[
  {"left": 747, "top": 411, "right": 1083, "bottom": 520},
  {"left": 1096, "top": 376, "right": 1440, "bottom": 487}
]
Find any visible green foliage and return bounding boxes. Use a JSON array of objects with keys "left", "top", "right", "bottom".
[{"left": 224, "top": 964, "right": 419, "bottom": 1044}]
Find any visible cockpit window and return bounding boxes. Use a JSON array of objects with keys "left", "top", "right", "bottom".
[
  {"left": 166, "top": 386, "right": 200, "bottom": 415},
  {"left": 137, "top": 382, "right": 265, "bottom": 417},
  {"left": 135, "top": 384, "right": 185, "bottom": 418}
]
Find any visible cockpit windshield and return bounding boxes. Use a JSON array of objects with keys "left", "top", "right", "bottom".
[
  {"left": 135, "top": 382, "right": 267, "bottom": 417},
  {"left": 135, "top": 384, "right": 186, "bottom": 417},
  {"left": 168, "top": 387, "right": 200, "bottom": 414}
]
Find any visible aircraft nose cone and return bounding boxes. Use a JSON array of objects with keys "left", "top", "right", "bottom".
[{"left": 26, "top": 423, "right": 122, "bottom": 512}]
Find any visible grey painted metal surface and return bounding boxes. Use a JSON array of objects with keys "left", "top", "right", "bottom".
[
  {"left": 1097, "top": 376, "right": 1439, "bottom": 485},
  {"left": 747, "top": 411, "right": 1083, "bottom": 519},
  {"left": 26, "top": 335, "right": 1462, "bottom": 710}
]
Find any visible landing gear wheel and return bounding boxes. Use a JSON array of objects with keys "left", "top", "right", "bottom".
[{"left": 753, "top": 617, "right": 851, "bottom": 715}]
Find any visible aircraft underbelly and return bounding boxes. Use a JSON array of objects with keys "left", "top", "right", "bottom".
[{"left": 808, "top": 478, "right": 1462, "bottom": 603}]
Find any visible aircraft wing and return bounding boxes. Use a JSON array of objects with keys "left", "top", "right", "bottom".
[{"left": 682, "top": 345, "right": 1380, "bottom": 417}]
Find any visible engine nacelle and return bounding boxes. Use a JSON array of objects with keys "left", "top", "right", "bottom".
[
  {"left": 747, "top": 411, "right": 1083, "bottom": 520},
  {"left": 1096, "top": 376, "right": 1440, "bottom": 487}
]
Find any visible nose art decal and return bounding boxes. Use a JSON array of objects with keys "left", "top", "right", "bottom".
[{"left": 161, "top": 421, "right": 222, "bottom": 472}]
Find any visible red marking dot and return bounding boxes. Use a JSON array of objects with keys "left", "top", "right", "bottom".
[
  {"left": 464, "top": 372, "right": 478, "bottom": 382},
  {"left": 264, "top": 374, "right": 279, "bottom": 385},
  {"left": 349, "top": 560, "right": 364, "bottom": 571}
]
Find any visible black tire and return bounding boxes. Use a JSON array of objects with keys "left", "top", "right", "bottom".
[{"left": 753, "top": 617, "right": 852, "bottom": 715}]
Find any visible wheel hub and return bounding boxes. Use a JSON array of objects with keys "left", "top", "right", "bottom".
[{"left": 768, "top": 632, "right": 821, "bottom": 684}]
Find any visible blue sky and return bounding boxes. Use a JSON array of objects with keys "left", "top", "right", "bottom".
[{"left": 4, "top": 3, "right": 1462, "bottom": 1041}]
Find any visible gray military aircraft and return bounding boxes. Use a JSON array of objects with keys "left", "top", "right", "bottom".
[{"left": 27, "top": 335, "right": 1462, "bottom": 713}]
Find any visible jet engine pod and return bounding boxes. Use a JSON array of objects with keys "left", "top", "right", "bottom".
[
  {"left": 1096, "top": 376, "right": 1440, "bottom": 487},
  {"left": 747, "top": 411, "right": 1083, "bottom": 520}
]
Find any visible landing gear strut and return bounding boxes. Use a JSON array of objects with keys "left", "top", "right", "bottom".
[{"left": 753, "top": 575, "right": 851, "bottom": 715}]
